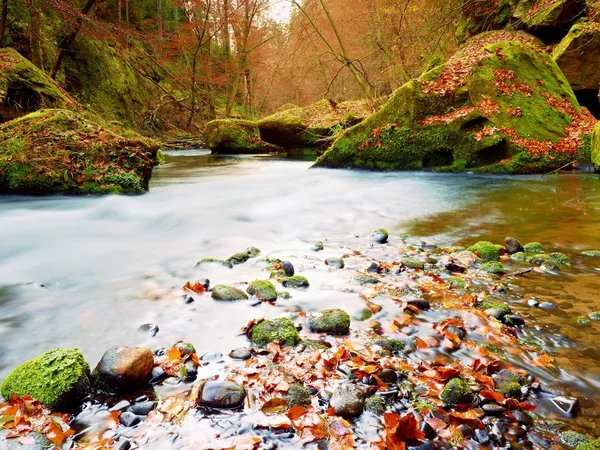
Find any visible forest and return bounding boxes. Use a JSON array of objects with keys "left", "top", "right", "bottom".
[{"left": 1, "top": 1, "right": 600, "bottom": 450}]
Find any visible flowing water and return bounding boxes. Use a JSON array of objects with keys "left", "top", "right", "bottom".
[{"left": 1, "top": 150, "right": 599, "bottom": 446}]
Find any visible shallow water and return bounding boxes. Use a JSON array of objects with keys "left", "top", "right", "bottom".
[{"left": 1, "top": 150, "right": 600, "bottom": 445}]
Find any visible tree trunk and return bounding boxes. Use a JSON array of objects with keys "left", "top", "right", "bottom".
[
  {"left": 156, "top": 0, "right": 162, "bottom": 51},
  {"left": 50, "top": 0, "right": 97, "bottom": 79},
  {"left": 0, "top": 0, "right": 8, "bottom": 46},
  {"left": 118, "top": 0, "right": 122, "bottom": 30},
  {"left": 30, "top": 0, "right": 43, "bottom": 68}
]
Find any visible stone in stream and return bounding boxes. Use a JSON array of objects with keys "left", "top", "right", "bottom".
[
  {"left": 119, "top": 411, "right": 141, "bottom": 427},
  {"left": 251, "top": 318, "right": 300, "bottom": 347},
  {"left": 503, "top": 315, "right": 525, "bottom": 327},
  {"left": 149, "top": 366, "right": 167, "bottom": 385},
  {"left": 440, "top": 378, "right": 474, "bottom": 406},
  {"left": 560, "top": 431, "right": 592, "bottom": 448},
  {"left": 493, "top": 370, "right": 525, "bottom": 398},
  {"left": 211, "top": 285, "right": 248, "bottom": 301},
  {"left": 281, "top": 261, "right": 295, "bottom": 277},
  {"left": 419, "top": 422, "right": 437, "bottom": 440},
  {"left": 109, "top": 400, "right": 131, "bottom": 411},
  {"left": 482, "top": 261, "right": 505, "bottom": 275},
  {"left": 330, "top": 384, "right": 365, "bottom": 418},
  {"left": 504, "top": 237, "right": 524, "bottom": 255},
  {"left": 482, "top": 403, "right": 505, "bottom": 416},
  {"left": 375, "top": 338, "right": 405, "bottom": 354},
  {"left": 0, "top": 348, "right": 91, "bottom": 411},
  {"left": 285, "top": 383, "right": 312, "bottom": 407},
  {"left": 313, "top": 241, "right": 324, "bottom": 251},
  {"left": 354, "top": 275, "right": 379, "bottom": 285},
  {"left": 138, "top": 323, "right": 159, "bottom": 337},
  {"left": 467, "top": 241, "right": 504, "bottom": 262},
  {"left": 326, "top": 257, "right": 345, "bottom": 269},
  {"left": 524, "top": 242, "right": 543, "bottom": 253},
  {"left": 541, "top": 260, "right": 560, "bottom": 273},
  {"left": 308, "top": 309, "right": 351, "bottom": 335},
  {"left": 199, "top": 381, "right": 246, "bottom": 409},
  {"left": 406, "top": 298, "right": 431, "bottom": 311},
  {"left": 582, "top": 250, "right": 600, "bottom": 257},
  {"left": 399, "top": 258, "right": 424, "bottom": 270},
  {"left": 196, "top": 258, "right": 233, "bottom": 269},
  {"left": 366, "top": 262, "right": 380, "bottom": 273},
  {"left": 95, "top": 346, "right": 154, "bottom": 393},
  {"left": 246, "top": 280, "right": 278, "bottom": 301},
  {"left": 0, "top": 430, "right": 54, "bottom": 449},
  {"left": 229, "top": 347, "right": 252, "bottom": 360},
  {"left": 227, "top": 247, "right": 261, "bottom": 265},
  {"left": 551, "top": 395, "right": 580, "bottom": 416},
  {"left": 373, "top": 228, "right": 389, "bottom": 244},
  {"left": 281, "top": 276, "right": 309, "bottom": 288},
  {"left": 364, "top": 396, "right": 386, "bottom": 415},
  {"left": 511, "top": 410, "right": 533, "bottom": 426},
  {"left": 127, "top": 401, "right": 156, "bottom": 416}
]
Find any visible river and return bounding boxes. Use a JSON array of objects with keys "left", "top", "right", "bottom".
[{"left": 0, "top": 150, "right": 599, "bottom": 444}]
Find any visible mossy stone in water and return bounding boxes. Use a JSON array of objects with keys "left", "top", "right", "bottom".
[
  {"left": 227, "top": 247, "right": 261, "bottom": 265},
  {"left": 511, "top": 252, "right": 528, "bottom": 261},
  {"left": 588, "top": 311, "right": 600, "bottom": 321},
  {"left": 308, "top": 309, "right": 351, "bottom": 335},
  {"left": 353, "top": 308, "right": 373, "bottom": 321},
  {"left": 400, "top": 258, "right": 425, "bottom": 269},
  {"left": 364, "top": 396, "right": 386, "bottom": 415},
  {"left": 211, "top": 285, "right": 249, "bottom": 301},
  {"left": 313, "top": 241, "right": 324, "bottom": 251},
  {"left": 246, "top": 280, "right": 278, "bottom": 301},
  {"left": 449, "top": 276, "right": 466, "bottom": 289},
  {"left": 196, "top": 258, "right": 233, "bottom": 269},
  {"left": 524, "top": 242, "right": 543, "bottom": 253},
  {"left": 572, "top": 315, "right": 591, "bottom": 327},
  {"left": 468, "top": 241, "right": 504, "bottom": 262},
  {"left": 548, "top": 252, "right": 571, "bottom": 266},
  {"left": 482, "top": 261, "right": 505, "bottom": 274},
  {"left": 0, "top": 348, "right": 91, "bottom": 411},
  {"left": 479, "top": 299, "right": 511, "bottom": 316},
  {"left": 582, "top": 250, "right": 600, "bottom": 257},
  {"left": 576, "top": 439, "right": 600, "bottom": 450},
  {"left": 494, "top": 370, "right": 525, "bottom": 398},
  {"left": 560, "top": 431, "right": 592, "bottom": 448},
  {"left": 285, "top": 383, "right": 312, "bottom": 407},
  {"left": 251, "top": 318, "right": 300, "bottom": 347},
  {"left": 440, "top": 378, "right": 474, "bottom": 405},
  {"left": 373, "top": 228, "right": 389, "bottom": 244},
  {"left": 281, "top": 276, "right": 309, "bottom": 288},
  {"left": 375, "top": 338, "right": 405, "bottom": 354},
  {"left": 528, "top": 253, "right": 551, "bottom": 265}
]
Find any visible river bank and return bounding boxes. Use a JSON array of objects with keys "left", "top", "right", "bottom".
[{"left": 0, "top": 153, "right": 599, "bottom": 449}]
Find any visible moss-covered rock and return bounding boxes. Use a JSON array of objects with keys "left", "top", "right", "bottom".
[
  {"left": 0, "top": 348, "right": 91, "bottom": 410},
  {"left": 548, "top": 252, "right": 571, "bottom": 265},
  {"left": 196, "top": 258, "right": 234, "bottom": 269},
  {"left": 494, "top": 369, "right": 525, "bottom": 397},
  {"left": 528, "top": 253, "right": 551, "bottom": 265},
  {"left": 308, "top": 309, "right": 351, "bottom": 335},
  {"left": 258, "top": 99, "right": 373, "bottom": 148},
  {"left": 468, "top": 241, "right": 504, "bottom": 261},
  {"left": 553, "top": 23, "right": 600, "bottom": 91},
  {"left": 449, "top": 276, "right": 467, "bottom": 289},
  {"left": 251, "top": 318, "right": 300, "bottom": 347},
  {"left": 246, "top": 280, "right": 278, "bottom": 301},
  {"left": 479, "top": 298, "right": 512, "bottom": 316},
  {"left": 511, "top": 252, "right": 528, "bottom": 261},
  {"left": 285, "top": 383, "right": 312, "bottom": 407},
  {"left": 228, "top": 247, "right": 261, "bottom": 265},
  {"left": 211, "top": 285, "right": 249, "bottom": 301},
  {"left": 375, "top": 338, "right": 405, "bottom": 354},
  {"left": 524, "top": 242, "right": 543, "bottom": 253},
  {"left": 440, "top": 378, "right": 474, "bottom": 405},
  {"left": 400, "top": 257, "right": 425, "bottom": 269},
  {"left": 482, "top": 261, "right": 506, "bottom": 274},
  {"left": 364, "top": 396, "right": 387, "bottom": 415},
  {"left": 204, "top": 119, "right": 281, "bottom": 154},
  {"left": 281, "top": 276, "right": 310, "bottom": 288},
  {"left": 314, "top": 32, "right": 595, "bottom": 174},
  {"left": 560, "top": 431, "right": 592, "bottom": 447},
  {"left": 588, "top": 311, "right": 600, "bottom": 321},
  {"left": 513, "top": 0, "right": 586, "bottom": 42},
  {"left": 582, "top": 250, "right": 600, "bottom": 257},
  {"left": 0, "top": 109, "right": 160, "bottom": 194},
  {"left": 0, "top": 48, "right": 80, "bottom": 123},
  {"left": 456, "top": 0, "right": 517, "bottom": 43},
  {"left": 576, "top": 439, "right": 600, "bottom": 450}
]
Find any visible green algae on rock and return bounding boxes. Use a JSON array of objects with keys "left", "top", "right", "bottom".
[
  {"left": 560, "top": 431, "right": 592, "bottom": 448},
  {"left": 0, "top": 109, "right": 161, "bottom": 195},
  {"left": 576, "top": 439, "right": 600, "bottom": 450},
  {"left": 375, "top": 338, "right": 405, "bottom": 354},
  {"left": 308, "top": 309, "right": 351, "bottom": 335},
  {"left": 523, "top": 242, "right": 543, "bottom": 253},
  {"left": 281, "top": 276, "right": 310, "bottom": 289},
  {"left": 196, "top": 258, "right": 234, "bottom": 269},
  {"left": 314, "top": 31, "right": 595, "bottom": 174},
  {"left": 364, "top": 396, "right": 386, "bottom": 415},
  {"left": 251, "top": 318, "right": 300, "bottom": 347},
  {"left": 482, "top": 261, "right": 506, "bottom": 274},
  {"left": 440, "top": 378, "right": 474, "bottom": 405},
  {"left": 0, "top": 348, "right": 91, "bottom": 411},
  {"left": 246, "top": 280, "right": 278, "bottom": 301},
  {"left": 285, "top": 383, "right": 312, "bottom": 407},
  {"left": 468, "top": 241, "right": 504, "bottom": 261},
  {"left": 211, "top": 285, "right": 249, "bottom": 301},
  {"left": 228, "top": 247, "right": 261, "bottom": 265}
]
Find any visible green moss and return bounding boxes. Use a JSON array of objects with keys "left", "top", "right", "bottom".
[
  {"left": 285, "top": 383, "right": 312, "bottom": 407},
  {"left": 482, "top": 261, "right": 506, "bottom": 274},
  {"left": 588, "top": 311, "right": 600, "bottom": 321},
  {"left": 0, "top": 348, "right": 91, "bottom": 410},
  {"left": 468, "top": 241, "right": 504, "bottom": 261},
  {"left": 211, "top": 285, "right": 249, "bottom": 301},
  {"left": 308, "top": 309, "right": 351, "bottom": 335},
  {"left": 364, "top": 396, "right": 386, "bottom": 415},
  {"left": 576, "top": 439, "right": 600, "bottom": 450},
  {"left": 547, "top": 252, "right": 571, "bottom": 265},
  {"left": 204, "top": 119, "right": 279, "bottom": 154},
  {"left": 251, "top": 318, "right": 300, "bottom": 347},
  {"left": 281, "top": 276, "right": 310, "bottom": 289},
  {"left": 400, "top": 258, "right": 425, "bottom": 269},
  {"left": 495, "top": 371, "right": 525, "bottom": 397},
  {"left": 582, "top": 250, "right": 600, "bottom": 257},
  {"left": 449, "top": 276, "right": 467, "bottom": 289},
  {"left": 479, "top": 299, "right": 511, "bottom": 315},
  {"left": 560, "top": 431, "right": 592, "bottom": 448},
  {"left": 354, "top": 275, "right": 380, "bottom": 285},
  {"left": 175, "top": 342, "right": 196, "bottom": 355},
  {"left": 313, "top": 241, "right": 324, "bottom": 251},
  {"left": 227, "top": 247, "right": 261, "bottom": 265},
  {"left": 593, "top": 122, "right": 600, "bottom": 170},
  {"left": 196, "top": 258, "right": 233, "bottom": 269},
  {"left": 375, "top": 338, "right": 405, "bottom": 354},
  {"left": 528, "top": 253, "right": 551, "bottom": 265},
  {"left": 353, "top": 308, "right": 374, "bottom": 321},
  {"left": 246, "top": 280, "right": 278, "bottom": 301},
  {"left": 511, "top": 252, "right": 528, "bottom": 261},
  {"left": 440, "top": 378, "right": 474, "bottom": 405},
  {"left": 572, "top": 315, "right": 592, "bottom": 327},
  {"left": 524, "top": 242, "right": 543, "bottom": 253}
]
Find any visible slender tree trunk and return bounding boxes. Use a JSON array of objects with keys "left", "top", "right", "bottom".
[
  {"left": 118, "top": 0, "right": 122, "bottom": 30},
  {"left": 156, "top": 0, "right": 162, "bottom": 52},
  {"left": 30, "top": 0, "right": 43, "bottom": 68},
  {"left": 187, "top": 43, "right": 202, "bottom": 128},
  {"left": 0, "top": 0, "right": 8, "bottom": 46},
  {"left": 50, "top": 0, "right": 97, "bottom": 79},
  {"left": 206, "top": 37, "right": 216, "bottom": 120}
]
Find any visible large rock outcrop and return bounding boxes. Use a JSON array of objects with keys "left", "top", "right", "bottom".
[
  {"left": 553, "top": 22, "right": 600, "bottom": 91},
  {"left": 0, "top": 109, "right": 161, "bottom": 194},
  {"left": 0, "top": 48, "right": 81, "bottom": 123},
  {"left": 314, "top": 32, "right": 596, "bottom": 173}
]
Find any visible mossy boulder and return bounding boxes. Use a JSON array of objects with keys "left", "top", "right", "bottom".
[
  {"left": 0, "top": 348, "right": 91, "bottom": 411},
  {"left": 494, "top": 369, "right": 525, "bottom": 397},
  {"left": 308, "top": 309, "right": 351, "bottom": 335},
  {"left": 196, "top": 258, "right": 234, "bottom": 269},
  {"left": 576, "top": 439, "right": 600, "bottom": 450},
  {"left": 560, "top": 431, "right": 592, "bottom": 447},
  {"left": 468, "top": 241, "right": 504, "bottom": 261},
  {"left": 211, "top": 285, "right": 249, "bottom": 301},
  {"left": 228, "top": 247, "right": 261, "bottom": 265},
  {"left": 482, "top": 261, "right": 506, "bottom": 274},
  {"left": 0, "top": 109, "right": 161, "bottom": 194},
  {"left": 314, "top": 31, "right": 595, "bottom": 174},
  {"left": 455, "top": 0, "right": 517, "bottom": 43},
  {"left": 281, "top": 276, "right": 310, "bottom": 288},
  {"left": 204, "top": 119, "right": 280, "bottom": 154},
  {"left": 375, "top": 338, "right": 405, "bottom": 354},
  {"left": 524, "top": 242, "right": 543, "bottom": 253},
  {"left": 258, "top": 99, "right": 373, "bottom": 148},
  {"left": 553, "top": 23, "right": 600, "bottom": 91},
  {"left": 364, "top": 396, "right": 387, "bottom": 415},
  {"left": 0, "top": 48, "right": 80, "bottom": 123},
  {"left": 513, "top": 0, "right": 587, "bottom": 41},
  {"left": 251, "top": 318, "right": 300, "bottom": 347},
  {"left": 285, "top": 383, "right": 312, "bottom": 407},
  {"left": 246, "top": 280, "right": 278, "bottom": 301},
  {"left": 592, "top": 122, "right": 600, "bottom": 171},
  {"left": 400, "top": 257, "right": 425, "bottom": 269},
  {"left": 440, "top": 378, "right": 474, "bottom": 405}
]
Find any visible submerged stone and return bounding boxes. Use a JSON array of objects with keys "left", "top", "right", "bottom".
[
  {"left": 400, "top": 258, "right": 425, "bottom": 270},
  {"left": 251, "top": 318, "right": 300, "bottom": 347},
  {"left": 582, "top": 250, "right": 600, "bottom": 257},
  {"left": 493, "top": 370, "right": 525, "bottom": 398},
  {"left": 325, "top": 257, "right": 345, "bottom": 269},
  {"left": 200, "top": 381, "right": 246, "bottom": 409},
  {"left": 246, "top": 280, "right": 278, "bottom": 301},
  {"left": 524, "top": 242, "right": 543, "bottom": 253},
  {"left": 482, "top": 261, "right": 505, "bottom": 274},
  {"left": 375, "top": 338, "right": 405, "bottom": 354},
  {"left": 560, "top": 431, "right": 592, "bottom": 448},
  {"left": 308, "top": 309, "right": 351, "bottom": 335},
  {"left": 211, "top": 285, "right": 249, "bottom": 301},
  {"left": 196, "top": 258, "right": 233, "bottom": 269},
  {"left": 0, "top": 348, "right": 91, "bottom": 411},
  {"left": 227, "top": 247, "right": 261, "bottom": 265}
]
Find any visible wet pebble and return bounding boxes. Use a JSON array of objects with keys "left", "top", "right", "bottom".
[
  {"left": 367, "top": 262, "right": 380, "bottom": 273},
  {"left": 373, "top": 229, "right": 389, "bottom": 244},
  {"left": 330, "top": 384, "right": 365, "bottom": 418},
  {"left": 483, "top": 403, "right": 505, "bottom": 416},
  {"left": 539, "top": 301, "right": 556, "bottom": 309},
  {"left": 200, "top": 381, "right": 246, "bottom": 409},
  {"left": 376, "top": 369, "right": 397, "bottom": 384},
  {"left": 475, "top": 428, "right": 491, "bottom": 444},
  {"left": 527, "top": 299, "right": 539, "bottom": 307},
  {"left": 325, "top": 258, "right": 345, "bottom": 269},
  {"left": 127, "top": 401, "right": 156, "bottom": 416},
  {"left": 150, "top": 366, "right": 167, "bottom": 385},
  {"left": 229, "top": 347, "right": 252, "bottom": 360},
  {"left": 551, "top": 395, "right": 580, "bottom": 416},
  {"left": 183, "top": 359, "right": 198, "bottom": 380},
  {"left": 406, "top": 298, "right": 430, "bottom": 310},
  {"left": 504, "top": 315, "right": 525, "bottom": 326},
  {"left": 138, "top": 323, "right": 159, "bottom": 336},
  {"left": 109, "top": 400, "right": 131, "bottom": 411},
  {"left": 420, "top": 421, "right": 437, "bottom": 439},
  {"left": 281, "top": 261, "right": 295, "bottom": 277},
  {"left": 119, "top": 412, "right": 141, "bottom": 427},
  {"left": 182, "top": 295, "right": 195, "bottom": 304},
  {"left": 505, "top": 237, "right": 524, "bottom": 255},
  {"left": 96, "top": 346, "right": 154, "bottom": 393},
  {"left": 113, "top": 440, "right": 131, "bottom": 450},
  {"left": 201, "top": 351, "right": 224, "bottom": 362}
]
